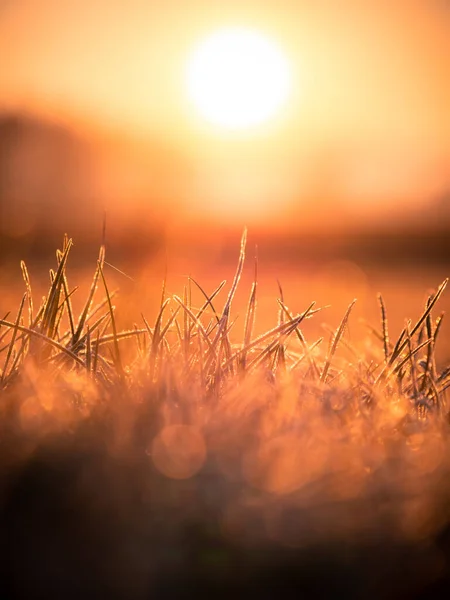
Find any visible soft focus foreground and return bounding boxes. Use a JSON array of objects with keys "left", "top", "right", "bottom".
[{"left": 1, "top": 234, "right": 450, "bottom": 598}]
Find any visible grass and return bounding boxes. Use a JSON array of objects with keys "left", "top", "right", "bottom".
[
  {"left": 1, "top": 230, "right": 450, "bottom": 598},
  {"left": 1, "top": 230, "right": 449, "bottom": 411}
]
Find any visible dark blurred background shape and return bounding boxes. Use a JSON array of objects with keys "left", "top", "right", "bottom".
[{"left": 0, "top": 113, "right": 95, "bottom": 246}]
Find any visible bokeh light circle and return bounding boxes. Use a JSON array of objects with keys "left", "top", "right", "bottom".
[{"left": 150, "top": 424, "right": 207, "bottom": 480}]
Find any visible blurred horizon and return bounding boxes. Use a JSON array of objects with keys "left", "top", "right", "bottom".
[{"left": 1, "top": 108, "right": 449, "bottom": 264}]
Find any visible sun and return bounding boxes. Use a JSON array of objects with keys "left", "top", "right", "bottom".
[{"left": 186, "top": 27, "right": 292, "bottom": 130}]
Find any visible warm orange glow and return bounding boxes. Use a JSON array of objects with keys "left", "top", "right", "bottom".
[
  {"left": 186, "top": 27, "right": 292, "bottom": 130},
  {"left": 0, "top": 1, "right": 450, "bottom": 229}
]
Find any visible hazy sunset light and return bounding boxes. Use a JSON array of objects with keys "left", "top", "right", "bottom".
[
  {"left": 1, "top": 0, "right": 450, "bottom": 229},
  {"left": 3, "top": 5, "right": 450, "bottom": 598}
]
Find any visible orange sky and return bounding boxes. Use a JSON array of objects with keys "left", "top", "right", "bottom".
[{"left": 1, "top": 0, "right": 450, "bottom": 225}]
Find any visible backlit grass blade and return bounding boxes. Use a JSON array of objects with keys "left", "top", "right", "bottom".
[
  {"left": 189, "top": 278, "right": 226, "bottom": 327},
  {"left": 275, "top": 279, "right": 286, "bottom": 371},
  {"left": 0, "top": 318, "right": 84, "bottom": 367},
  {"left": 72, "top": 244, "right": 105, "bottom": 345},
  {"left": 1, "top": 293, "right": 26, "bottom": 382},
  {"left": 241, "top": 272, "right": 257, "bottom": 371},
  {"left": 173, "top": 296, "right": 212, "bottom": 351},
  {"left": 212, "top": 228, "right": 247, "bottom": 354},
  {"left": 389, "top": 279, "right": 448, "bottom": 366},
  {"left": 377, "top": 293, "right": 390, "bottom": 362},
  {"left": 405, "top": 323, "right": 419, "bottom": 399},
  {"left": 0, "top": 312, "right": 11, "bottom": 347},
  {"left": 41, "top": 239, "right": 73, "bottom": 338},
  {"left": 278, "top": 300, "right": 321, "bottom": 379},
  {"left": 320, "top": 299, "right": 357, "bottom": 384},
  {"left": 221, "top": 311, "right": 311, "bottom": 374},
  {"left": 391, "top": 338, "right": 432, "bottom": 377},
  {"left": 61, "top": 273, "right": 76, "bottom": 337},
  {"left": 149, "top": 297, "right": 171, "bottom": 380},
  {"left": 290, "top": 337, "right": 324, "bottom": 372},
  {"left": 86, "top": 327, "right": 92, "bottom": 374},
  {"left": 92, "top": 330, "right": 101, "bottom": 378},
  {"left": 420, "top": 296, "right": 437, "bottom": 393},
  {"left": 99, "top": 263, "right": 124, "bottom": 379},
  {"left": 20, "top": 261, "right": 33, "bottom": 327}
]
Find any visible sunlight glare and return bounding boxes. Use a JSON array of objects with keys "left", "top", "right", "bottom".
[{"left": 186, "top": 27, "right": 292, "bottom": 130}]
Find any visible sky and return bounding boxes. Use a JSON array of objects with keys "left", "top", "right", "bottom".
[{"left": 1, "top": 0, "right": 450, "bottom": 227}]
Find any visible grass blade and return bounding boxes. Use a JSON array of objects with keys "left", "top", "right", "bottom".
[
  {"left": 321, "top": 299, "right": 357, "bottom": 384},
  {"left": 1, "top": 293, "right": 26, "bottom": 382}
]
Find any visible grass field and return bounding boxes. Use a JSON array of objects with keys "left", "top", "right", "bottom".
[{"left": 1, "top": 230, "right": 450, "bottom": 598}]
